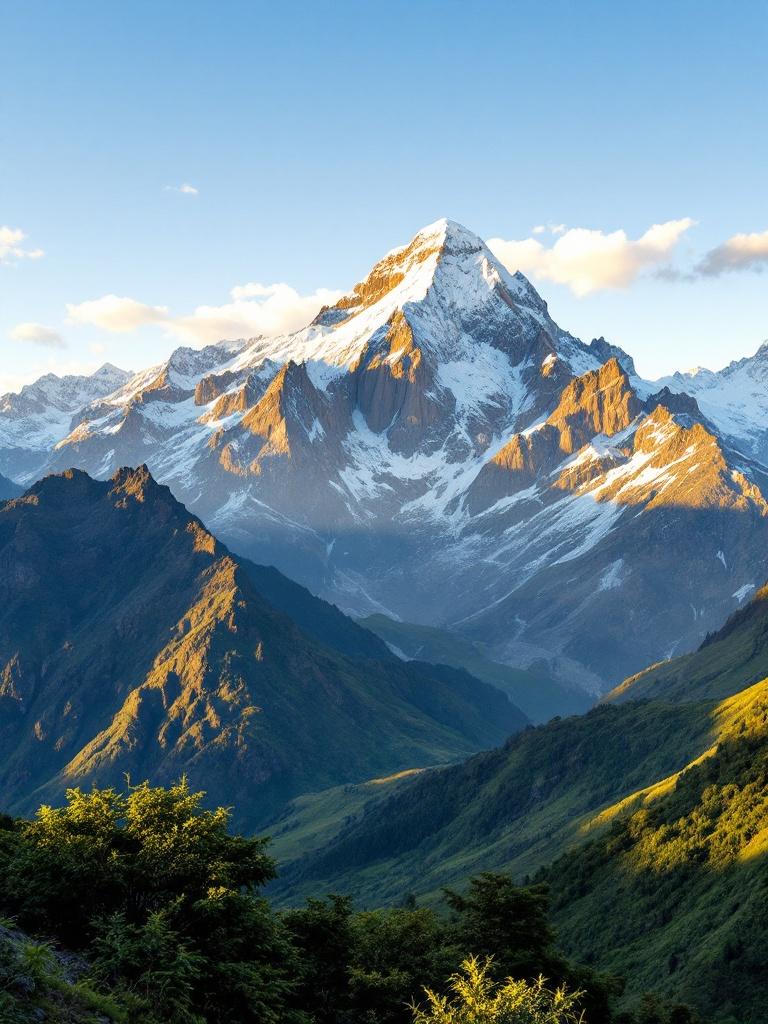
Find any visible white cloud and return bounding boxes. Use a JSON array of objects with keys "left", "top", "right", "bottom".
[
  {"left": 0, "top": 225, "right": 45, "bottom": 264},
  {"left": 66, "top": 295, "right": 169, "bottom": 332},
  {"left": 696, "top": 229, "right": 768, "bottom": 276},
  {"left": 531, "top": 225, "right": 546, "bottom": 235},
  {"left": 9, "top": 322, "right": 65, "bottom": 348},
  {"left": 487, "top": 218, "right": 696, "bottom": 296},
  {"left": 65, "top": 283, "right": 343, "bottom": 347},
  {"left": 165, "top": 183, "right": 199, "bottom": 195}
]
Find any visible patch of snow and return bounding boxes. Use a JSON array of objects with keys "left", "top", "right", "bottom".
[{"left": 599, "top": 559, "right": 625, "bottom": 591}]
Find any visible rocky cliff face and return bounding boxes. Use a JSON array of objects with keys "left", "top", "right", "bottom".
[{"left": 6, "top": 218, "right": 768, "bottom": 694}]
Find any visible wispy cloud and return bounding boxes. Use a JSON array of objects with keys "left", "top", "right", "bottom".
[
  {"left": 488, "top": 218, "right": 696, "bottom": 296},
  {"left": 9, "top": 322, "right": 65, "bottom": 348},
  {"left": 164, "top": 183, "right": 199, "bottom": 196},
  {"left": 0, "top": 226, "right": 45, "bottom": 264},
  {"left": 695, "top": 229, "right": 768, "bottom": 276},
  {"left": 66, "top": 282, "right": 343, "bottom": 346}
]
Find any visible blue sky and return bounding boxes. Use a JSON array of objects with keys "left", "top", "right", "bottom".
[{"left": 2, "top": 0, "right": 767, "bottom": 390}]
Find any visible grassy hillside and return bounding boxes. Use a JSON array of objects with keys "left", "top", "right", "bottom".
[
  {"left": 361, "top": 614, "right": 593, "bottom": 722},
  {"left": 548, "top": 678, "right": 768, "bottom": 1023},
  {"left": 271, "top": 675, "right": 768, "bottom": 1022},
  {"left": 268, "top": 769, "right": 426, "bottom": 870},
  {"left": 271, "top": 699, "right": 715, "bottom": 906}
]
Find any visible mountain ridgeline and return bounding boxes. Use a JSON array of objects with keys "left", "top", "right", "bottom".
[
  {"left": 0, "top": 466, "right": 524, "bottom": 827},
  {"left": 3, "top": 219, "right": 768, "bottom": 693}
]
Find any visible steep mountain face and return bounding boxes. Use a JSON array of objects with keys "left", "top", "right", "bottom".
[
  {"left": 0, "top": 363, "right": 130, "bottom": 482},
  {"left": 9, "top": 218, "right": 768, "bottom": 693},
  {"left": 0, "top": 467, "right": 524, "bottom": 826},
  {"left": 459, "top": 393, "right": 768, "bottom": 685}
]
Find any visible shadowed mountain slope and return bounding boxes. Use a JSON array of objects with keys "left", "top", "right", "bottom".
[
  {"left": 360, "top": 613, "right": 592, "bottom": 723},
  {"left": 0, "top": 472, "right": 22, "bottom": 500},
  {"left": 607, "top": 580, "right": 768, "bottom": 704},
  {"left": 0, "top": 467, "right": 524, "bottom": 827}
]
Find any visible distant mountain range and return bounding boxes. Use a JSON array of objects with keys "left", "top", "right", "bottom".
[
  {"left": 0, "top": 362, "right": 130, "bottom": 481},
  {"left": 3, "top": 218, "right": 768, "bottom": 693},
  {"left": 0, "top": 466, "right": 523, "bottom": 826}
]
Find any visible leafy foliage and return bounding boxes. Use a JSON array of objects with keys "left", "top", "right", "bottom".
[
  {"left": 0, "top": 780, "right": 699, "bottom": 1024},
  {"left": 411, "top": 956, "right": 586, "bottom": 1024}
]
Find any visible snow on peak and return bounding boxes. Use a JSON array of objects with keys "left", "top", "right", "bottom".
[{"left": 413, "top": 217, "right": 486, "bottom": 251}]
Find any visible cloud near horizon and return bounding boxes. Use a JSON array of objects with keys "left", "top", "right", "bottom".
[
  {"left": 164, "top": 183, "right": 199, "bottom": 195},
  {"left": 66, "top": 282, "right": 343, "bottom": 346},
  {"left": 488, "top": 218, "right": 696, "bottom": 296},
  {"left": 0, "top": 226, "right": 45, "bottom": 264},
  {"left": 9, "top": 322, "right": 65, "bottom": 348},
  {"left": 696, "top": 228, "right": 768, "bottom": 276}
]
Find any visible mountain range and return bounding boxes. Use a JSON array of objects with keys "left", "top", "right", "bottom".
[
  {"left": 3, "top": 219, "right": 768, "bottom": 697},
  {"left": 0, "top": 465, "right": 523, "bottom": 827}
]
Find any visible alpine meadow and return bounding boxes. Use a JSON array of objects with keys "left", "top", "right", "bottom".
[{"left": 2, "top": 3, "right": 768, "bottom": 1022}]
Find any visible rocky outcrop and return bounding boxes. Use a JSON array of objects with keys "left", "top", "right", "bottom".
[
  {"left": 549, "top": 359, "right": 639, "bottom": 448},
  {"left": 353, "top": 310, "right": 446, "bottom": 453},
  {"left": 467, "top": 358, "right": 640, "bottom": 513}
]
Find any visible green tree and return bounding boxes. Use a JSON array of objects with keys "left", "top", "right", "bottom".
[
  {"left": 0, "top": 780, "right": 297, "bottom": 1023},
  {"left": 283, "top": 894, "right": 356, "bottom": 1022},
  {"left": 445, "top": 875, "right": 557, "bottom": 981},
  {"left": 347, "top": 905, "right": 457, "bottom": 1024},
  {"left": 2, "top": 779, "right": 274, "bottom": 943}
]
